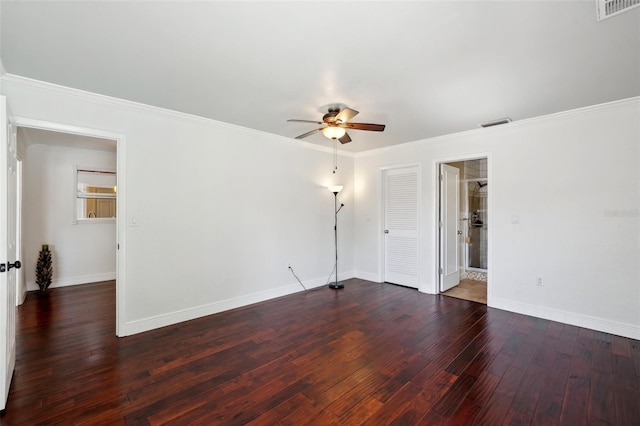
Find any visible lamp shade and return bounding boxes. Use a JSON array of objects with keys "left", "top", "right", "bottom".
[
  {"left": 322, "top": 126, "right": 346, "bottom": 140},
  {"left": 328, "top": 185, "right": 343, "bottom": 194}
]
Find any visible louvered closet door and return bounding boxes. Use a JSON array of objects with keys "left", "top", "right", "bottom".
[{"left": 383, "top": 167, "right": 419, "bottom": 288}]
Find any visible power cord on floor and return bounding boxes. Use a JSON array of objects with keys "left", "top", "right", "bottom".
[
  {"left": 325, "top": 263, "right": 336, "bottom": 285},
  {"left": 288, "top": 263, "right": 337, "bottom": 291},
  {"left": 288, "top": 266, "right": 308, "bottom": 291}
]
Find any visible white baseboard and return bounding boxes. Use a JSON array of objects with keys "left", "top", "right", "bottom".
[
  {"left": 123, "top": 271, "right": 357, "bottom": 336},
  {"left": 354, "top": 271, "right": 381, "bottom": 282},
  {"left": 27, "top": 272, "right": 116, "bottom": 291},
  {"left": 490, "top": 297, "right": 640, "bottom": 340},
  {"left": 123, "top": 283, "right": 304, "bottom": 336}
]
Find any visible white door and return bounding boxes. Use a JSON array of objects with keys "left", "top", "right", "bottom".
[
  {"left": 383, "top": 167, "right": 419, "bottom": 288},
  {"left": 440, "top": 164, "right": 460, "bottom": 291},
  {"left": 0, "top": 96, "right": 18, "bottom": 410}
]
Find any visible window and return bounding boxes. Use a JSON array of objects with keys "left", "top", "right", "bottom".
[{"left": 74, "top": 167, "right": 116, "bottom": 223}]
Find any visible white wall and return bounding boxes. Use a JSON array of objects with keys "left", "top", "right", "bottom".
[
  {"left": 23, "top": 144, "right": 117, "bottom": 290},
  {"left": 1, "top": 76, "right": 354, "bottom": 335},
  {"left": 4, "top": 74, "right": 638, "bottom": 340},
  {"left": 354, "top": 98, "right": 640, "bottom": 339}
]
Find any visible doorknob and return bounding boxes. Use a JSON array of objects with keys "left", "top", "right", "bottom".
[
  {"left": 384, "top": 230, "right": 389, "bottom": 234},
  {"left": 457, "top": 231, "right": 463, "bottom": 235},
  {"left": 8, "top": 260, "right": 21, "bottom": 270}
]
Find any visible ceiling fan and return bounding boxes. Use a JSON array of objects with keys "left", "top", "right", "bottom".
[{"left": 288, "top": 106, "right": 385, "bottom": 144}]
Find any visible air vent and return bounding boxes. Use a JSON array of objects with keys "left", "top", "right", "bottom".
[
  {"left": 597, "top": 0, "right": 640, "bottom": 21},
  {"left": 479, "top": 118, "right": 512, "bottom": 128}
]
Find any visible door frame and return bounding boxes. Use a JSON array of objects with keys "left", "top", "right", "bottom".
[
  {"left": 14, "top": 116, "right": 128, "bottom": 337},
  {"left": 379, "top": 163, "right": 422, "bottom": 288},
  {"left": 15, "top": 158, "right": 23, "bottom": 306},
  {"left": 439, "top": 163, "right": 461, "bottom": 292},
  {"left": 433, "top": 154, "right": 492, "bottom": 304},
  {"left": 381, "top": 164, "right": 422, "bottom": 288}
]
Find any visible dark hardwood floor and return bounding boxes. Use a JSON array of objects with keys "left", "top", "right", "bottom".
[{"left": 1, "top": 279, "right": 638, "bottom": 425}]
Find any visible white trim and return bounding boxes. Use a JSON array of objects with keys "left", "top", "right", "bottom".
[
  {"left": 14, "top": 117, "right": 122, "bottom": 142},
  {"left": 380, "top": 162, "right": 422, "bottom": 171},
  {"left": 491, "top": 297, "right": 640, "bottom": 340},
  {"left": 23, "top": 142, "right": 115, "bottom": 154},
  {"left": 0, "top": 74, "right": 355, "bottom": 158},
  {"left": 432, "top": 154, "right": 492, "bottom": 303},
  {"left": 116, "top": 136, "right": 126, "bottom": 337},
  {"left": 13, "top": 116, "right": 128, "bottom": 337},
  {"left": 74, "top": 218, "right": 116, "bottom": 225},
  {"left": 124, "top": 284, "right": 305, "bottom": 336},
  {"left": 27, "top": 272, "right": 116, "bottom": 291},
  {"left": 3, "top": 75, "right": 636, "bottom": 160},
  {"left": 354, "top": 271, "right": 381, "bottom": 283},
  {"left": 355, "top": 96, "right": 640, "bottom": 158},
  {"left": 122, "top": 270, "right": 355, "bottom": 336}
]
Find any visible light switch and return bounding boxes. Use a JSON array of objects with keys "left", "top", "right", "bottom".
[
  {"left": 130, "top": 216, "right": 139, "bottom": 227},
  {"left": 511, "top": 214, "right": 520, "bottom": 224}
]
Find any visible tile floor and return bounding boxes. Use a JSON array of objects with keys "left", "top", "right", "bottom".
[{"left": 441, "top": 278, "right": 487, "bottom": 304}]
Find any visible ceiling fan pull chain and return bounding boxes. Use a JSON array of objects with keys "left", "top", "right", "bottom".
[{"left": 333, "top": 139, "right": 338, "bottom": 173}]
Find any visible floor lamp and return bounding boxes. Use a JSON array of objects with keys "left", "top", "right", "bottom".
[{"left": 328, "top": 185, "right": 344, "bottom": 289}]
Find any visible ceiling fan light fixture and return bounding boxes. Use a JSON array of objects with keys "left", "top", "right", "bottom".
[
  {"left": 322, "top": 126, "right": 346, "bottom": 140},
  {"left": 288, "top": 106, "right": 384, "bottom": 144}
]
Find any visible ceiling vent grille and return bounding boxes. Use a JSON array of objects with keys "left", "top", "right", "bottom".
[
  {"left": 480, "top": 118, "right": 512, "bottom": 128},
  {"left": 597, "top": 0, "right": 640, "bottom": 21}
]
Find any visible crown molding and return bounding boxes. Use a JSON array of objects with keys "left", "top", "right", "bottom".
[
  {"left": 0, "top": 73, "right": 356, "bottom": 158},
  {"left": 6, "top": 73, "right": 633, "bottom": 161},
  {"left": 355, "top": 96, "right": 640, "bottom": 158}
]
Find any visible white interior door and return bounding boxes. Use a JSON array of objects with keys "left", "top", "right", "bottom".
[
  {"left": 0, "top": 96, "right": 18, "bottom": 410},
  {"left": 383, "top": 167, "right": 419, "bottom": 288},
  {"left": 440, "top": 164, "right": 460, "bottom": 291}
]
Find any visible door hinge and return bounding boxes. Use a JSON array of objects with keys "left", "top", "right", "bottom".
[
  {"left": 439, "top": 221, "right": 443, "bottom": 228},
  {"left": 117, "top": 244, "right": 119, "bottom": 250},
  {"left": 440, "top": 174, "right": 443, "bottom": 181},
  {"left": 0, "top": 263, "right": 5, "bottom": 273},
  {"left": 439, "top": 267, "right": 443, "bottom": 274}
]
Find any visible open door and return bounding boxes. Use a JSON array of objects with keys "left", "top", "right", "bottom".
[
  {"left": 439, "top": 164, "right": 460, "bottom": 291},
  {"left": 0, "top": 96, "right": 19, "bottom": 410}
]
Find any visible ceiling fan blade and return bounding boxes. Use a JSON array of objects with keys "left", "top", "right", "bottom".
[
  {"left": 294, "top": 128, "right": 323, "bottom": 139},
  {"left": 287, "top": 119, "right": 324, "bottom": 124},
  {"left": 343, "top": 122, "right": 386, "bottom": 132},
  {"left": 338, "top": 133, "right": 352, "bottom": 144},
  {"left": 335, "top": 107, "right": 359, "bottom": 123}
]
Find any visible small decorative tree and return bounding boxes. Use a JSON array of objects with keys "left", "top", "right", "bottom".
[{"left": 35, "top": 244, "right": 53, "bottom": 293}]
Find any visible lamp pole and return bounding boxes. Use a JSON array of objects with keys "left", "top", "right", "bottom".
[{"left": 329, "top": 186, "right": 344, "bottom": 289}]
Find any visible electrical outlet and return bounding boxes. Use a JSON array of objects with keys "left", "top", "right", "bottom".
[{"left": 536, "top": 276, "right": 544, "bottom": 286}]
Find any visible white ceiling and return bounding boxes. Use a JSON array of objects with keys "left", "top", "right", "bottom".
[{"left": 1, "top": 1, "right": 639, "bottom": 153}]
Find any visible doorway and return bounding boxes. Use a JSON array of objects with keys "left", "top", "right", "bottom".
[
  {"left": 18, "top": 126, "right": 117, "bottom": 291},
  {"left": 437, "top": 157, "right": 489, "bottom": 304},
  {"left": 13, "top": 117, "right": 126, "bottom": 336}
]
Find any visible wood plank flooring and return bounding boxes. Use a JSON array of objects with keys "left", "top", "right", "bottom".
[{"left": 1, "top": 279, "right": 638, "bottom": 425}]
